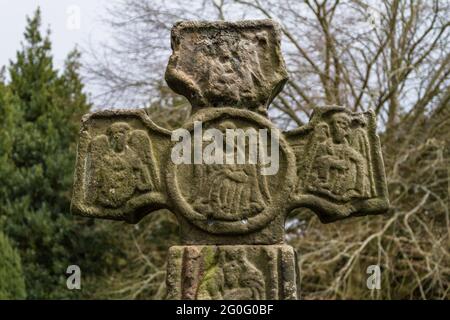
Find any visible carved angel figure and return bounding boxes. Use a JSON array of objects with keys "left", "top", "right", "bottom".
[{"left": 87, "top": 122, "right": 159, "bottom": 208}]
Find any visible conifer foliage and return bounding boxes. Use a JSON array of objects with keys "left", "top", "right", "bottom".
[
  {"left": 0, "top": 8, "right": 118, "bottom": 299},
  {"left": 0, "top": 231, "right": 26, "bottom": 299}
]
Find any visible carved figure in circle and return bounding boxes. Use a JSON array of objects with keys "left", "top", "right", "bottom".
[
  {"left": 305, "top": 112, "right": 373, "bottom": 201},
  {"left": 88, "top": 122, "right": 159, "bottom": 208},
  {"left": 196, "top": 249, "right": 266, "bottom": 300},
  {"left": 192, "top": 121, "right": 271, "bottom": 221}
]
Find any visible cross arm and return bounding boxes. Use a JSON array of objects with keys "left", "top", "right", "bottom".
[
  {"left": 284, "top": 105, "right": 390, "bottom": 223},
  {"left": 71, "top": 109, "right": 172, "bottom": 224}
]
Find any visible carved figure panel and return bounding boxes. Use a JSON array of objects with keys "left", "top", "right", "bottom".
[
  {"left": 165, "top": 20, "right": 288, "bottom": 112},
  {"left": 166, "top": 245, "right": 298, "bottom": 300},
  {"left": 71, "top": 110, "right": 171, "bottom": 223},
  {"left": 190, "top": 119, "right": 272, "bottom": 222},
  {"left": 286, "top": 106, "right": 389, "bottom": 223},
  {"left": 166, "top": 108, "right": 297, "bottom": 236}
]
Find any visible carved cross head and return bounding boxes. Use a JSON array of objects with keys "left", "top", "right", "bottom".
[
  {"left": 165, "top": 20, "right": 288, "bottom": 113},
  {"left": 71, "top": 20, "right": 389, "bottom": 245}
]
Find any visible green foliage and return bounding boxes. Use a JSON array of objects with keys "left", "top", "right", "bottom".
[
  {"left": 0, "top": 8, "right": 121, "bottom": 299},
  {"left": 0, "top": 231, "right": 26, "bottom": 299}
]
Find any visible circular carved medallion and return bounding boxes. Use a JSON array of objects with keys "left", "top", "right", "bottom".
[{"left": 166, "top": 108, "right": 296, "bottom": 234}]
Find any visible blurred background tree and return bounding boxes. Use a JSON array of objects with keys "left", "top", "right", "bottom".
[
  {"left": 85, "top": 0, "right": 449, "bottom": 299},
  {"left": 0, "top": 231, "right": 26, "bottom": 299},
  {"left": 0, "top": 8, "right": 123, "bottom": 299}
]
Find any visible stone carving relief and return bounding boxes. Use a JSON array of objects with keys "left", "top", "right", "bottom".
[
  {"left": 71, "top": 109, "right": 171, "bottom": 223},
  {"left": 165, "top": 20, "right": 288, "bottom": 112},
  {"left": 71, "top": 19, "right": 390, "bottom": 300},
  {"left": 197, "top": 248, "right": 266, "bottom": 300},
  {"left": 72, "top": 21, "right": 388, "bottom": 237},
  {"left": 286, "top": 106, "right": 389, "bottom": 223},
  {"left": 165, "top": 107, "right": 297, "bottom": 237},
  {"left": 190, "top": 121, "right": 272, "bottom": 222},
  {"left": 87, "top": 122, "right": 159, "bottom": 208},
  {"left": 166, "top": 245, "right": 298, "bottom": 300},
  {"left": 303, "top": 112, "right": 374, "bottom": 201}
]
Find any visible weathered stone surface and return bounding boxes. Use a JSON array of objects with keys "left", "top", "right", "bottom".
[
  {"left": 285, "top": 106, "right": 389, "bottom": 223},
  {"left": 166, "top": 245, "right": 299, "bottom": 300},
  {"left": 71, "top": 19, "right": 390, "bottom": 300},
  {"left": 165, "top": 20, "right": 288, "bottom": 114},
  {"left": 166, "top": 107, "right": 296, "bottom": 244},
  {"left": 71, "top": 109, "right": 171, "bottom": 223}
]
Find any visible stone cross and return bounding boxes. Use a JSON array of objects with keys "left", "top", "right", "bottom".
[{"left": 71, "top": 20, "right": 389, "bottom": 300}]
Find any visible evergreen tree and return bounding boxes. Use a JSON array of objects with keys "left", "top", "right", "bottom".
[
  {"left": 0, "top": 231, "right": 26, "bottom": 299},
  {"left": 0, "top": 8, "right": 120, "bottom": 299}
]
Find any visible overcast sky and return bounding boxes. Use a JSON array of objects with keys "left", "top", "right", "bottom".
[{"left": 0, "top": 0, "right": 109, "bottom": 71}]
